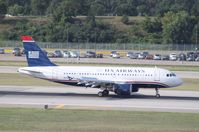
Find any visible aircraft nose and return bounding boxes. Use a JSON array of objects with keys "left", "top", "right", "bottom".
[{"left": 175, "top": 77, "right": 183, "bottom": 87}]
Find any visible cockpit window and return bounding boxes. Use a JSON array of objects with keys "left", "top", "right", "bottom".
[{"left": 166, "top": 73, "right": 176, "bottom": 77}]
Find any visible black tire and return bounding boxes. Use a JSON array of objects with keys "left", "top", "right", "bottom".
[
  {"left": 156, "top": 94, "right": 160, "bottom": 98},
  {"left": 98, "top": 91, "right": 103, "bottom": 97},
  {"left": 102, "top": 90, "right": 109, "bottom": 96}
]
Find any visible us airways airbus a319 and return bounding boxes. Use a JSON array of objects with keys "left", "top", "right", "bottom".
[{"left": 18, "top": 36, "right": 183, "bottom": 97}]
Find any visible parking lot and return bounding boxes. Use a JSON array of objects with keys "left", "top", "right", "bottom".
[{"left": 0, "top": 49, "right": 199, "bottom": 66}]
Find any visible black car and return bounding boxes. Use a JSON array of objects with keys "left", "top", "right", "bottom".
[
  {"left": 187, "top": 52, "right": 198, "bottom": 61},
  {"left": 187, "top": 54, "right": 195, "bottom": 61},
  {"left": 161, "top": 55, "right": 169, "bottom": 60},
  {"left": 86, "top": 51, "right": 96, "bottom": 58},
  {"left": 96, "top": 54, "right": 103, "bottom": 58},
  {"left": 178, "top": 53, "right": 186, "bottom": 61},
  {"left": 13, "top": 47, "right": 21, "bottom": 56},
  {"left": 54, "top": 50, "right": 63, "bottom": 58},
  {"left": 0, "top": 49, "right": 4, "bottom": 54}
]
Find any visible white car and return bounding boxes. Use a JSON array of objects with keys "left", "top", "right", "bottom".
[
  {"left": 112, "top": 53, "right": 120, "bottom": 58},
  {"left": 169, "top": 53, "right": 178, "bottom": 61},
  {"left": 63, "top": 51, "right": 70, "bottom": 58},
  {"left": 137, "top": 53, "right": 145, "bottom": 59},
  {"left": 69, "top": 51, "right": 79, "bottom": 58},
  {"left": 153, "top": 54, "right": 161, "bottom": 60}
]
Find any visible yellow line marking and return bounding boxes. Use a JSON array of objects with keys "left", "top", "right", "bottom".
[{"left": 55, "top": 104, "right": 65, "bottom": 109}]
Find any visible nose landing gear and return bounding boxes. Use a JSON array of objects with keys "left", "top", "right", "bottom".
[{"left": 155, "top": 88, "right": 160, "bottom": 98}]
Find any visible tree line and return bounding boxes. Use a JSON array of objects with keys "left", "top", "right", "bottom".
[{"left": 0, "top": 0, "right": 199, "bottom": 44}]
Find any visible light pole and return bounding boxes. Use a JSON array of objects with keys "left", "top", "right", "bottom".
[{"left": 196, "top": 24, "right": 198, "bottom": 51}]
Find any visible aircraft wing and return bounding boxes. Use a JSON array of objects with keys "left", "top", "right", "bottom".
[{"left": 77, "top": 76, "right": 115, "bottom": 88}]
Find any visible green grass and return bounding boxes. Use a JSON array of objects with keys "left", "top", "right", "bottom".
[
  {"left": 169, "top": 78, "right": 199, "bottom": 91},
  {"left": 0, "top": 73, "right": 62, "bottom": 86},
  {"left": 0, "top": 108, "right": 198, "bottom": 132},
  {"left": 1, "top": 60, "right": 199, "bottom": 71},
  {"left": 0, "top": 73, "right": 198, "bottom": 91}
]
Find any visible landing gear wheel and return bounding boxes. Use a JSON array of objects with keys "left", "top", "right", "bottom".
[
  {"left": 98, "top": 91, "right": 103, "bottom": 97},
  {"left": 156, "top": 94, "right": 160, "bottom": 98},
  {"left": 98, "top": 90, "right": 109, "bottom": 97},
  {"left": 155, "top": 88, "right": 160, "bottom": 98},
  {"left": 102, "top": 90, "right": 109, "bottom": 96}
]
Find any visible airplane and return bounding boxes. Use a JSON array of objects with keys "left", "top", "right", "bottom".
[{"left": 18, "top": 36, "right": 183, "bottom": 98}]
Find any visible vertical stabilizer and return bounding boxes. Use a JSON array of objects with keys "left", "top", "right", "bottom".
[{"left": 21, "top": 36, "right": 56, "bottom": 67}]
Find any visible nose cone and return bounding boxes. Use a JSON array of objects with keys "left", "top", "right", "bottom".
[{"left": 173, "top": 77, "right": 183, "bottom": 87}]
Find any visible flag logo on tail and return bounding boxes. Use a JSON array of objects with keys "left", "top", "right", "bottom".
[{"left": 28, "top": 51, "right": 39, "bottom": 59}]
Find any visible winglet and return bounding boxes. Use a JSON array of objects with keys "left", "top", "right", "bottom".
[{"left": 21, "top": 36, "right": 34, "bottom": 42}]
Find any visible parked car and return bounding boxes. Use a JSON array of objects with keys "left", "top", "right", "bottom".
[
  {"left": 187, "top": 55, "right": 195, "bottom": 61},
  {"left": 110, "top": 51, "right": 117, "bottom": 57},
  {"left": 187, "top": 52, "right": 196, "bottom": 61},
  {"left": 96, "top": 54, "right": 103, "bottom": 58},
  {"left": 112, "top": 52, "right": 120, "bottom": 58},
  {"left": 63, "top": 51, "right": 70, "bottom": 58},
  {"left": 145, "top": 54, "right": 153, "bottom": 60},
  {"left": 142, "top": 51, "right": 149, "bottom": 58},
  {"left": 126, "top": 51, "right": 134, "bottom": 57},
  {"left": 169, "top": 53, "right": 178, "bottom": 61},
  {"left": 70, "top": 51, "right": 79, "bottom": 58},
  {"left": 47, "top": 52, "right": 55, "bottom": 58},
  {"left": 0, "top": 48, "right": 4, "bottom": 54},
  {"left": 195, "top": 56, "right": 199, "bottom": 61},
  {"left": 129, "top": 53, "right": 138, "bottom": 59},
  {"left": 187, "top": 52, "right": 195, "bottom": 58},
  {"left": 85, "top": 51, "right": 96, "bottom": 58},
  {"left": 12, "top": 47, "right": 21, "bottom": 56},
  {"left": 161, "top": 55, "right": 169, "bottom": 60},
  {"left": 13, "top": 47, "right": 21, "bottom": 54},
  {"left": 178, "top": 53, "right": 186, "bottom": 61},
  {"left": 153, "top": 54, "right": 161, "bottom": 60},
  {"left": 54, "top": 50, "right": 63, "bottom": 58},
  {"left": 137, "top": 53, "right": 145, "bottom": 59}
]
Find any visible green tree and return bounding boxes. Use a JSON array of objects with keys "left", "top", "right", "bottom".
[
  {"left": 121, "top": 15, "right": 129, "bottom": 24},
  {"left": 162, "top": 11, "right": 195, "bottom": 44},
  {"left": 0, "top": 0, "right": 7, "bottom": 19},
  {"left": 142, "top": 17, "right": 162, "bottom": 33},
  {"left": 8, "top": 4, "right": 23, "bottom": 16},
  {"left": 31, "top": 0, "right": 51, "bottom": 15}
]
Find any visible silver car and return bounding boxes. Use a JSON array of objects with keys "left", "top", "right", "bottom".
[{"left": 169, "top": 53, "right": 178, "bottom": 61}]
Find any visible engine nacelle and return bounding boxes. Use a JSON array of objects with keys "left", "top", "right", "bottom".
[{"left": 114, "top": 84, "right": 139, "bottom": 96}]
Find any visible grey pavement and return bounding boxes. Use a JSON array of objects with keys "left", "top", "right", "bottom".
[{"left": 0, "top": 86, "right": 199, "bottom": 113}]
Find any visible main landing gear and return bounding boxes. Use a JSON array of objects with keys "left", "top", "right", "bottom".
[
  {"left": 155, "top": 88, "right": 160, "bottom": 98},
  {"left": 98, "top": 90, "right": 109, "bottom": 97}
]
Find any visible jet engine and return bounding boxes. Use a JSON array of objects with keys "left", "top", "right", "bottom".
[{"left": 113, "top": 84, "right": 139, "bottom": 95}]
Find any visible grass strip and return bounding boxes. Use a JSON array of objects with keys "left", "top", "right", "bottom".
[{"left": 0, "top": 108, "right": 199, "bottom": 132}]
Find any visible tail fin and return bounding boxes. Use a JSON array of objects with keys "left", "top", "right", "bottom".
[{"left": 21, "top": 36, "right": 56, "bottom": 67}]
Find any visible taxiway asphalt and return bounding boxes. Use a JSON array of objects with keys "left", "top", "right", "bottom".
[{"left": 0, "top": 85, "right": 198, "bottom": 113}]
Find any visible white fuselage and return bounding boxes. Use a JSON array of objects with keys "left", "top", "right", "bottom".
[{"left": 18, "top": 66, "right": 182, "bottom": 88}]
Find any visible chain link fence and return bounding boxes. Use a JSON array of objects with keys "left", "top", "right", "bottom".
[{"left": 0, "top": 40, "right": 198, "bottom": 51}]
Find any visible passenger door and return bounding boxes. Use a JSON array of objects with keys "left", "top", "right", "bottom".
[{"left": 154, "top": 68, "right": 160, "bottom": 81}]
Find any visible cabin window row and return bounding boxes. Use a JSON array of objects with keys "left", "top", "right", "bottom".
[{"left": 64, "top": 73, "right": 153, "bottom": 77}]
